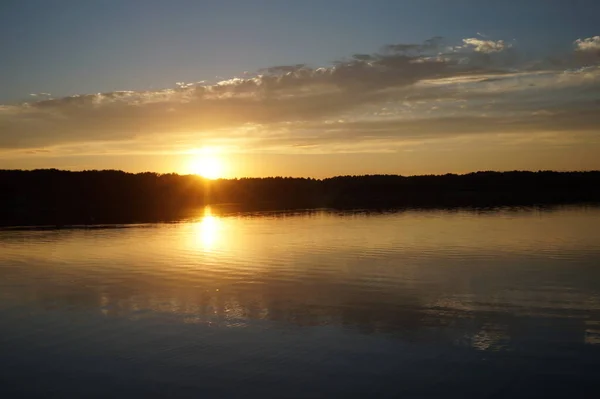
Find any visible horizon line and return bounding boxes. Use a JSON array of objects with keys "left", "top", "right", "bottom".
[{"left": 2, "top": 168, "right": 599, "bottom": 180}]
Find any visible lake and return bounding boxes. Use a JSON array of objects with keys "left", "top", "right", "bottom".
[{"left": 1, "top": 205, "right": 600, "bottom": 398}]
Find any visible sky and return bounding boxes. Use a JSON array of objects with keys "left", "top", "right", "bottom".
[{"left": 1, "top": 0, "right": 599, "bottom": 177}]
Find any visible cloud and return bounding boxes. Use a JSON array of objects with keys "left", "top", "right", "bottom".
[
  {"left": 575, "top": 36, "right": 600, "bottom": 53},
  {"left": 1, "top": 35, "right": 599, "bottom": 156},
  {"left": 462, "top": 38, "right": 511, "bottom": 53},
  {"left": 571, "top": 36, "right": 600, "bottom": 66}
]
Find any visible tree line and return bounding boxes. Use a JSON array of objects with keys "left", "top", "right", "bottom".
[{"left": 1, "top": 169, "right": 599, "bottom": 226}]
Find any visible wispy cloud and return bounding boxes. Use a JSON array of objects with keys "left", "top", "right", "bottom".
[
  {"left": 1, "top": 35, "right": 599, "bottom": 156},
  {"left": 462, "top": 38, "right": 511, "bottom": 53}
]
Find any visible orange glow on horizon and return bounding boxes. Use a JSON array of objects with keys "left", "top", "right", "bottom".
[{"left": 188, "top": 149, "right": 225, "bottom": 179}]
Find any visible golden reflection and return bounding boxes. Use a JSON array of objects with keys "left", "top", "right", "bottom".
[
  {"left": 195, "top": 206, "right": 222, "bottom": 251},
  {"left": 470, "top": 323, "right": 509, "bottom": 351}
]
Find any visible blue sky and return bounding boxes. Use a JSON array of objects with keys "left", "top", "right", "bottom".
[
  {"left": 2, "top": 0, "right": 599, "bottom": 103},
  {"left": 1, "top": 0, "right": 599, "bottom": 176}
]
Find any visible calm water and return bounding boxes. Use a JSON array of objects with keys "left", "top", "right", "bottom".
[{"left": 1, "top": 206, "right": 600, "bottom": 398}]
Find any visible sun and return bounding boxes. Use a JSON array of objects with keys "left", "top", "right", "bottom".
[{"left": 189, "top": 155, "right": 224, "bottom": 179}]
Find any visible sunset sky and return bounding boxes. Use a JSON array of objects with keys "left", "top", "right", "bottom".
[{"left": 1, "top": 0, "right": 599, "bottom": 178}]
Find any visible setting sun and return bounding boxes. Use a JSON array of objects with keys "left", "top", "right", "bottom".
[{"left": 189, "top": 155, "right": 224, "bottom": 179}]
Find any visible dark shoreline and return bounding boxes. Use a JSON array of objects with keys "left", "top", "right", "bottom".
[
  {"left": 2, "top": 169, "right": 600, "bottom": 227},
  {"left": 2, "top": 203, "right": 600, "bottom": 231}
]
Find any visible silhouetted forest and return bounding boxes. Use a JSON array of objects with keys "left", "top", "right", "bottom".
[{"left": 1, "top": 169, "right": 600, "bottom": 226}]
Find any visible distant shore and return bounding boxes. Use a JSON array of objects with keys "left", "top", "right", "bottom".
[{"left": 2, "top": 169, "right": 600, "bottom": 226}]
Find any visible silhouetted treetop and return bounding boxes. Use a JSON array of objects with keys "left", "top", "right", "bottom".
[{"left": 1, "top": 169, "right": 599, "bottom": 226}]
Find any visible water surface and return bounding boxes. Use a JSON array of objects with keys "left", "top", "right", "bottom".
[{"left": 1, "top": 206, "right": 600, "bottom": 398}]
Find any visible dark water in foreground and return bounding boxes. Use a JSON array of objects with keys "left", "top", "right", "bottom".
[{"left": 1, "top": 206, "right": 600, "bottom": 398}]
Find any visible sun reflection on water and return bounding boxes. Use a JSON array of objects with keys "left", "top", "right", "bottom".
[{"left": 195, "top": 206, "right": 221, "bottom": 251}]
